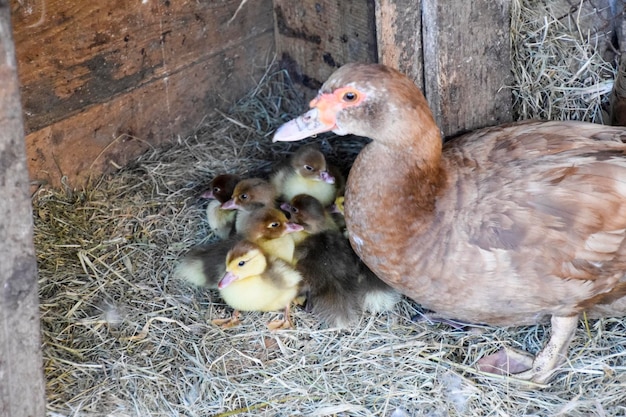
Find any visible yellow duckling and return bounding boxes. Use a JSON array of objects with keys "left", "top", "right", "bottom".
[
  {"left": 175, "top": 208, "right": 302, "bottom": 289},
  {"left": 200, "top": 173, "right": 241, "bottom": 239},
  {"left": 213, "top": 240, "right": 303, "bottom": 330},
  {"left": 240, "top": 207, "right": 303, "bottom": 264},
  {"left": 271, "top": 145, "right": 344, "bottom": 206}
]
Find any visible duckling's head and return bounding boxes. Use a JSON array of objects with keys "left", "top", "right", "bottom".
[
  {"left": 292, "top": 146, "right": 335, "bottom": 184},
  {"left": 283, "top": 194, "right": 329, "bottom": 233},
  {"left": 221, "top": 178, "right": 276, "bottom": 211},
  {"left": 200, "top": 174, "right": 241, "bottom": 204},
  {"left": 243, "top": 208, "right": 304, "bottom": 241},
  {"left": 219, "top": 240, "right": 268, "bottom": 288}
]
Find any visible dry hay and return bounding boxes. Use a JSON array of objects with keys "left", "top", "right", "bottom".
[
  {"left": 34, "top": 2, "right": 626, "bottom": 417},
  {"left": 511, "top": 0, "right": 620, "bottom": 123}
]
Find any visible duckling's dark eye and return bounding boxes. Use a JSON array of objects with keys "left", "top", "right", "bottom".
[
  {"left": 304, "top": 165, "right": 314, "bottom": 171},
  {"left": 238, "top": 260, "right": 245, "bottom": 267},
  {"left": 290, "top": 207, "right": 299, "bottom": 214},
  {"left": 342, "top": 91, "right": 358, "bottom": 102},
  {"left": 269, "top": 222, "right": 279, "bottom": 228},
  {"left": 240, "top": 193, "right": 248, "bottom": 200},
  {"left": 213, "top": 186, "right": 221, "bottom": 193}
]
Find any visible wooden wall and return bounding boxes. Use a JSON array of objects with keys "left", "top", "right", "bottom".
[
  {"left": 274, "top": 0, "right": 378, "bottom": 97},
  {"left": 11, "top": 0, "right": 275, "bottom": 188},
  {"left": 0, "top": 1, "right": 46, "bottom": 416}
]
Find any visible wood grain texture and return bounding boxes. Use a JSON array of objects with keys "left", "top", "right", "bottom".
[
  {"left": 274, "top": 0, "right": 377, "bottom": 96},
  {"left": 422, "top": 0, "right": 513, "bottom": 137},
  {"left": 12, "top": 0, "right": 275, "bottom": 187},
  {"left": 375, "top": 0, "right": 423, "bottom": 90},
  {"left": 0, "top": 2, "right": 46, "bottom": 416}
]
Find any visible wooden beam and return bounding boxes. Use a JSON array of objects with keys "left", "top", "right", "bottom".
[
  {"left": 422, "top": 0, "right": 512, "bottom": 137},
  {"left": 0, "top": 1, "right": 46, "bottom": 416},
  {"left": 12, "top": 0, "right": 275, "bottom": 187}
]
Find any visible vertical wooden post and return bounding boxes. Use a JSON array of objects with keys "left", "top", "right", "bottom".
[
  {"left": 375, "top": 0, "right": 423, "bottom": 90},
  {"left": 0, "top": 1, "right": 46, "bottom": 416},
  {"left": 375, "top": 0, "right": 513, "bottom": 137},
  {"left": 422, "top": 0, "right": 512, "bottom": 136}
]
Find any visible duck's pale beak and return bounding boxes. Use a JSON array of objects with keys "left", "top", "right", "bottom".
[{"left": 273, "top": 107, "right": 336, "bottom": 142}]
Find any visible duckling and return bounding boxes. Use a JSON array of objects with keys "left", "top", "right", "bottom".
[
  {"left": 213, "top": 240, "right": 303, "bottom": 330},
  {"left": 289, "top": 194, "right": 400, "bottom": 327},
  {"left": 280, "top": 194, "right": 339, "bottom": 244},
  {"left": 221, "top": 178, "right": 277, "bottom": 234},
  {"left": 240, "top": 207, "right": 303, "bottom": 264},
  {"left": 200, "top": 174, "right": 240, "bottom": 239},
  {"left": 271, "top": 145, "right": 344, "bottom": 206},
  {"left": 173, "top": 236, "right": 239, "bottom": 289},
  {"left": 175, "top": 207, "right": 302, "bottom": 289}
]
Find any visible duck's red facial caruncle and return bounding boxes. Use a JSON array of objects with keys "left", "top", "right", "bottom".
[{"left": 273, "top": 87, "right": 366, "bottom": 142}]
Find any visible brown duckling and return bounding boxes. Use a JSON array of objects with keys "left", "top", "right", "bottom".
[
  {"left": 200, "top": 173, "right": 241, "bottom": 239},
  {"left": 213, "top": 240, "right": 303, "bottom": 330},
  {"left": 221, "top": 178, "right": 277, "bottom": 234},
  {"left": 280, "top": 193, "right": 339, "bottom": 245},
  {"left": 271, "top": 145, "right": 344, "bottom": 206},
  {"left": 240, "top": 207, "right": 303, "bottom": 264}
]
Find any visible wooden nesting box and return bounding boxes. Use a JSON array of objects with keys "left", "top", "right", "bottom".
[{"left": 2, "top": 0, "right": 621, "bottom": 415}]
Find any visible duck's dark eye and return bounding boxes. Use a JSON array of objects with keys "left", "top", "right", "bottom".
[
  {"left": 343, "top": 91, "right": 358, "bottom": 102},
  {"left": 269, "top": 222, "right": 279, "bottom": 228},
  {"left": 240, "top": 193, "right": 248, "bottom": 200},
  {"left": 213, "top": 186, "right": 221, "bottom": 193},
  {"left": 291, "top": 207, "right": 299, "bottom": 214},
  {"left": 304, "top": 165, "right": 314, "bottom": 171},
  {"left": 238, "top": 260, "right": 245, "bottom": 267}
]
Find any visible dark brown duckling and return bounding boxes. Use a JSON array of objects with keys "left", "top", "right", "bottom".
[
  {"left": 286, "top": 194, "right": 400, "bottom": 327},
  {"left": 200, "top": 173, "right": 241, "bottom": 239}
]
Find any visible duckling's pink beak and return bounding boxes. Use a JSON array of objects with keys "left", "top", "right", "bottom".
[
  {"left": 200, "top": 190, "right": 215, "bottom": 199},
  {"left": 285, "top": 222, "right": 304, "bottom": 233},
  {"left": 218, "top": 271, "right": 238, "bottom": 289},
  {"left": 320, "top": 170, "right": 335, "bottom": 184},
  {"left": 221, "top": 199, "right": 238, "bottom": 210}
]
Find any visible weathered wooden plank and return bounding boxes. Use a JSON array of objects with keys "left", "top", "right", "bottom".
[
  {"left": 0, "top": 1, "right": 46, "bottom": 416},
  {"left": 25, "top": 32, "right": 274, "bottom": 187},
  {"left": 13, "top": 0, "right": 274, "bottom": 133},
  {"left": 375, "top": 0, "right": 423, "bottom": 90},
  {"left": 274, "top": 0, "right": 377, "bottom": 95},
  {"left": 422, "top": 0, "right": 513, "bottom": 137},
  {"left": 12, "top": 0, "right": 275, "bottom": 187}
]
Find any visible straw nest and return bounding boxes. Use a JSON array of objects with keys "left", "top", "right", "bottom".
[{"left": 35, "top": 1, "right": 625, "bottom": 416}]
